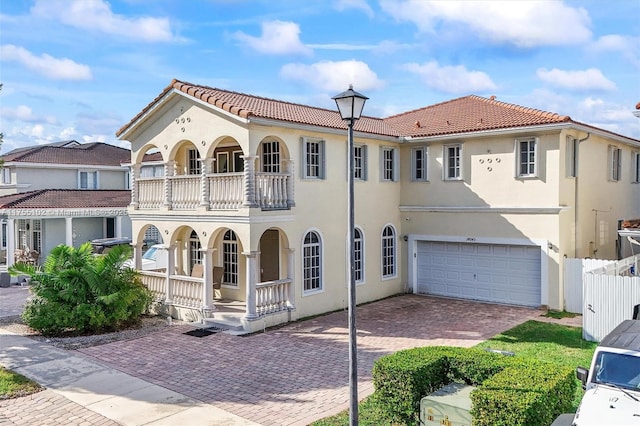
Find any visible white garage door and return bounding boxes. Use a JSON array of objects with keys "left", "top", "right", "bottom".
[{"left": 416, "top": 241, "right": 541, "bottom": 307}]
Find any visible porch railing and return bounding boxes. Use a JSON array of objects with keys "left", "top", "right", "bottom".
[
  {"left": 256, "top": 278, "right": 292, "bottom": 315},
  {"left": 139, "top": 271, "right": 165, "bottom": 301},
  {"left": 134, "top": 172, "right": 291, "bottom": 211},
  {"left": 170, "top": 275, "right": 203, "bottom": 308}
]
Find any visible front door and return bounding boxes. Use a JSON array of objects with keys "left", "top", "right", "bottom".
[{"left": 260, "top": 229, "right": 279, "bottom": 282}]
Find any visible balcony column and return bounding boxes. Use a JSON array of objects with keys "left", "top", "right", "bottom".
[
  {"left": 243, "top": 251, "right": 259, "bottom": 320},
  {"left": 132, "top": 241, "right": 143, "bottom": 270},
  {"left": 6, "top": 219, "right": 15, "bottom": 267},
  {"left": 164, "top": 244, "right": 175, "bottom": 305},
  {"left": 163, "top": 161, "right": 175, "bottom": 210},
  {"left": 130, "top": 164, "right": 140, "bottom": 208},
  {"left": 199, "top": 158, "right": 212, "bottom": 210},
  {"left": 200, "top": 247, "right": 216, "bottom": 314},
  {"left": 242, "top": 155, "right": 259, "bottom": 208},
  {"left": 64, "top": 217, "right": 73, "bottom": 246},
  {"left": 283, "top": 159, "right": 295, "bottom": 207},
  {"left": 286, "top": 247, "right": 296, "bottom": 310}
]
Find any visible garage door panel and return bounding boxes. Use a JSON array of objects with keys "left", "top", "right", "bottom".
[{"left": 416, "top": 241, "right": 541, "bottom": 307}]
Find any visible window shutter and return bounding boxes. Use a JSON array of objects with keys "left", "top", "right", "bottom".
[
  {"left": 362, "top": 145, "right": 368, "bottom": 181},
  {"left": 393, "top": 148, "right": 400, "bottom": 182},
  {"left": 300, "top": 137, "right": 307, "bottom": 178},
  {"left": 321, "top": 140, "right": 326, "bottom": 179}
]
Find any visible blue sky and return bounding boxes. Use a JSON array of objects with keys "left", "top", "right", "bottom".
[{"left": 1, "top": 0, "right": 639, "bottom": 152}]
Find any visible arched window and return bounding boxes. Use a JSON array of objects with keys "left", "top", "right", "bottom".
[
  {"left": 302, "top": 231, "right": 322, "bottom": 292},
  {"left": 223, "top": 230, "right": 238, "bottom": 286},
  {"left": 188, "top": 230, "right": 202, "bottom": 273},
  {"left": 262, "top": 140, "right": 280, "bottom": 173},
  {"left": 382, "top": 226, "right": 396, "bottom": 278},
  {"left": 354, "top": 228, "right": 364, "bottom": 283}
]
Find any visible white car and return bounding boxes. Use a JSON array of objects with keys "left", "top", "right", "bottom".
[{"left": 123, "top": 244, "right": 167, "bottom": 271}]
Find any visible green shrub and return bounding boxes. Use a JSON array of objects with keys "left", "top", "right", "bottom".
[
  {"left": 12, "top": 243, "right": 152, "bottom": 336},
  {"left": 372, "top": 346, "right": 576, "bottom": 426}
]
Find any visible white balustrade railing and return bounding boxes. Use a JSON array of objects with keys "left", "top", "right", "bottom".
[
  {"left": 256, "top": 278, "right": 291, "bottom": 315},
  {"left": 170, "top": 175, "right": 200, "bottom": 210},
  {"left": 209, "top": 173, "right": 244, "bottom": 210},
  {"left": 256, "top": 173, "right": 290, "bottom": 209},
  {"left": 137, "top": 178, "right": 164, "bottom": 209},
  {"left": 139, "top": 271, "right": 165, "bottom": 300},
  {"left": 170, "top": 275, "right": 203, "bottom": 308}
]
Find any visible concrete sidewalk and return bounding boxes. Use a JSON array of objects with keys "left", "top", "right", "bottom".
[{"left": 0, "top": 329, "right": 258, "bottom": 426}]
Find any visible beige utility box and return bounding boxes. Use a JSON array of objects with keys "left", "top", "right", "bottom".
[{"left": 420, "top": 383, "right": 475, "bottom": 426}]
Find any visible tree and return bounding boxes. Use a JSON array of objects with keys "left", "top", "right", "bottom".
[{"left": 10, "top": 242, "right": 152, "bottom": 336}]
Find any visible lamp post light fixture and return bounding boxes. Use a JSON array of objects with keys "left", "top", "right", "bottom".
[{"left": 333, "top": 85, "right": 368, "bottom": 426}]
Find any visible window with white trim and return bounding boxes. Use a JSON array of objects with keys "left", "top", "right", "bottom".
[
  {"left": 223, "top": 230, "right": 238, "bottom": 286},
  {"left": 140, "top": 165, "right": 164, "bottom": 177},
  {"left": 608, "top": 145, "right": 621, "bottom": 182},
  {"left": 354, "top": 227, "right": 364, "bottom": 283},
  {"left": 125, "top": 171, "right": 131, "bottom": 189},
  {"left": 217, "top": 152, "right": 229, "bottom": 173},
  {"left": 262, "top": 140, "right": 280, "bottom": 173},
  {"left": 302, "top": 137, "right": 325, "bottom": 179},
  {"left": 354, "top": 145, "right": 367, "bottom": 180},
  {"left": 79, "top": 171, "right": 98, "bottom": 189},
  {"left": 381, "top": 147, "right": 398, "bottom": 181},
  {"left": 302, "top": 231, "right": 322, "bottom": 292},
  {"left": 517, "top": 137, "right": 538, "bottom": 177},
  {"left": 381, "top": 225, "right": 396, "bottom": 278},
  {"left": 412, "top": 147, "right": 428, "bottom": 181},
  {"left": 633, "top": 151, "right": 640, "bottom": 184},
  {"left": 1, "top": 168, "right": 10, "bottom": 184},
  {"left": 1, "top": 221, "right": 6, "bottom": 249},
  {"left": 444, "top": 144, "right": 462, "bottom": 180},
  {"left": 566, "top": 136, "right": 577, "bottom": 178},
  {"left": 188, "top": 230, "right": 202, "bottom": 274},
  {"left": 187, "top": 148, "right": 201, "bottom": 175},
  {"left": 233, "top": 151, "right": 244, "bottom": 172}
]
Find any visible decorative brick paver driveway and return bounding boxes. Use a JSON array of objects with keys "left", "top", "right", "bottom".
[{"left": 79, "top": 295, "right": 547, "bottom": 425}]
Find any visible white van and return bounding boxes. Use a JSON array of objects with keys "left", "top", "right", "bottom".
[{"left": 123, "top": 244, "right": 167, "bottom": 271}]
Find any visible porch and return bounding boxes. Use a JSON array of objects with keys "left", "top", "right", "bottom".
[{"left": 139, "top": 271, "right": 295, "bottom": 333}]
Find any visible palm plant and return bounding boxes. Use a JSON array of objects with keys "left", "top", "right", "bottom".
[{"left": 10, "top": 242, "right": 152, "bottom": 336}]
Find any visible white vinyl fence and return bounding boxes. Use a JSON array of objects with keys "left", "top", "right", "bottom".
[
  {"left": 564, "top": 255, "right": 640, "bottom": 342},
  {"left": 563, "top": 258, "right": 615, "bottom": 313}
]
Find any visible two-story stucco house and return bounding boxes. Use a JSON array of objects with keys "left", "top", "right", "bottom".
[
  {"left": 118, "top": 79, "right": 640, "bottom": 332},
  {"left": 0, "top": 141, "right": 133, "bottom": 267}
]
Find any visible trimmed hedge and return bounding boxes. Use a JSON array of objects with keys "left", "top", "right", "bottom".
[{"left": 372, "top": 346, "right": 576, "bottom": 426}]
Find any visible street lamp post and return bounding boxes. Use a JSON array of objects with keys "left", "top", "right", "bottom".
[{"left": 333, "top": 85, "right": 368, "bottom": 426}]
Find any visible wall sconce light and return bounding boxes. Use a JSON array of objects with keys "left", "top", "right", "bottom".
[{"left": 403, "top": 235, "right": 409, "bottom": 242}]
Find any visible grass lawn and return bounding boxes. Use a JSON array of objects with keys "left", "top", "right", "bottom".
[
  {"left": 0, "top": 367, "right": 42, "bottom": 400},
  {"left": 312, "top": 319, "right": 597, "bottom": 426}
]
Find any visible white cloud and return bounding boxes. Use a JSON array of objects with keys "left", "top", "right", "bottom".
[
  {"left": 0, "top": 104, "right": 58, "bottom": 124},
  {"left": 60, "top": 127, "right": 77, "bottom": 139},
  {"left": 537, "top": 68, "right": 616, "bottom": 91},
  {"left": 380, "top": 0, "right": 591, "bottom": 48},
  {"left": 333, "top": 0, "right": 374, "bottom": 18},
  {"left": 402, "top": 61, "right": 497, "bottom": 93},
  {"left": 280, "top": 60, "right": 384, "bottom": 92},
  {"left": 31, "top": 0, "right": 176, "bottom": 42},
  {"left": 233, "top": 21, "right": 312, "bottom": 56},
  {"left": 591, "top": 34, "right": 640, "bottom": 68},
  {"left": 0, "top": 45, "right": 92, "bottom": 80}
]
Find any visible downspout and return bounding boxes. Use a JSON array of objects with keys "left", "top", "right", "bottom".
[{"left": 574, "top": 133, "right": 590, "bottom": 258}]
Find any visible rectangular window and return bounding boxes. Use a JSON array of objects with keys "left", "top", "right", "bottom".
[
  {"left": 262, "top": 141, "right": 280, "bottom": 173},
  {"left": 302, "top": 137, "right": 325, "bottom": 179},
  {"left": 354, "top": 145, "right": 367, "bottom": 180},
  {"left": 187, "top": 148, "right": 201, "bottom": 175},
  {"left": 217, "top": 152, "right": 229, "bottom": 173},
  {"left": 1, "top": 222, "right": 7, "bottom": 249},
  {"left": 566, "top": 136, "right": 577, "bottom": 178},
  {"left": 633, "top": 151, "right": 640, "bottom": 184},
  {"left": 79, "top": 171, "right": 98, "bottom": 189},
  {"left": 1, "top": 168, "right": 10, "bottom": 184},
  {"left": 517, "top": 137, "right": 538, "bottom": 177},
  {"left": 608, "top": 145, "right": 621, "bottom": 181},
  {"left": 412, "top": 147, "right": 428, "bottom": 181},
  {"left": 233, "top": 151, "right": 244, "bottom": 173},
  {"left": 381, "top": 147, "right": 397, "bottom": 181},
  {"left": 444, "top": 144, "right": 462, "bottom": 180}
]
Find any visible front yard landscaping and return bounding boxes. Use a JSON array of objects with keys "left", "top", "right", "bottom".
[
  {"left": 0, "top": 367, "right": 42, "bottom": 399},
  {"left": 313, "top": 320, "right": 597, "bottom": 426}
]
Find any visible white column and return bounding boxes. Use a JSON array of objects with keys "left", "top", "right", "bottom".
[
  {"left": 115, "top": 215, "right": 123, "bottom": 238},
  {"left": 286, "top": 248, "right": 296, "bottom": 309},
  {"left": 201, "top": 248, "right": 215, "bottom": 312},
  {"left": 283, "top": 159, "right": 295, "bottom": 208},
  {"left": 133, "top": 242, "right": 143, "bottom": 270},
  {"left": 175, "top": 239, "right": 183, "bottom": 275},
  {"left": 165, "top": 244, "right": 175, "bottom": 304},
  {"left": 163, "top": 161, "right": 175, "bottom": 210},
  {"left": 130, "top": 164, "right": 140, "bottom": 208},
  {"left": 7, "top": 218, "right": 15, "bottom": 267},
  {"left": 65, "top": 217, "right": 73, "bottom": 246},
  {"left": 242, "top": 155, "right": 259, "bottom": 208},
  {"left": 200, "top": 158, "right": 212, "bottom": 209},
  {"left": 243, "top": 251, "right": 259, "bottom": 320}
]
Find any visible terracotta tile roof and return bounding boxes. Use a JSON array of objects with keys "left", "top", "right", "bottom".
[
  {"left": 142, "top": 152, "right": 163, "bottom": 162},
  {"left": 2, "top": 141, "right": 130, "bottom": 165},
  {"left": 0, "top": 190, "right": 131, "bottom": 209},
  {"left": 117, "top": 79, "right": 399, "bottom": 138},
  {"left": 383, "top": 95, "right": 570, "bottom": 138},
  {"left": 623, "top": 219, "right": 640, "bottom": 229}
]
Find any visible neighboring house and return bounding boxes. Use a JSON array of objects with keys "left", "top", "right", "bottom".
[
  {"left": 117, "top": 79, "right": 640, "bottom": 331},
  {"left": 0, "top": 141, "right": 133, "bottom": 267}
]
